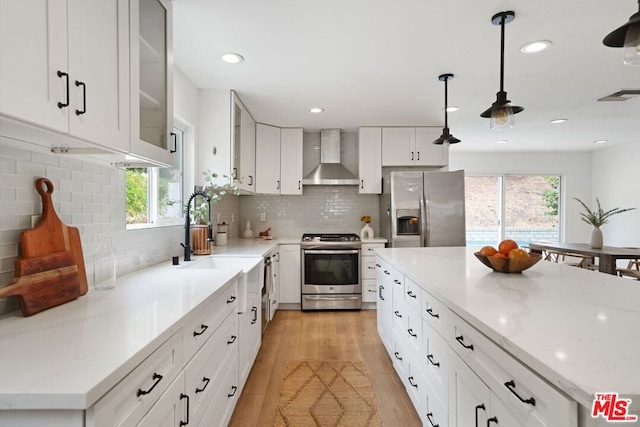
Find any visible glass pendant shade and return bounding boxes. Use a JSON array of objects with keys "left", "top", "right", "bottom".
[
  {"left": 490, "top": 107, "right": 514, "bottom": 130},
  {"left": 624, "top": 24, "right": 640, "bottom": 65}
]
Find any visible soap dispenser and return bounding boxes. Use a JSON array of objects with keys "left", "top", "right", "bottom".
[{"left": 243, "top": 220, "right": 253, "bottom": 239}]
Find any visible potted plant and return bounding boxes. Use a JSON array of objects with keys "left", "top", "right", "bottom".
[{"left": 573, "top": 197, "right": 635, "bottom": 248}]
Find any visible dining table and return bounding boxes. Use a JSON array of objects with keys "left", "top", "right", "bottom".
[{"left": 529, "top": 242, "right": 640, "bottom": 275}]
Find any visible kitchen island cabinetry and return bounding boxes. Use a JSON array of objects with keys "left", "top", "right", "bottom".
[
  {"left": 361, "top": 242, "right": 385, "bottom": 302},
  {"left": 358, "top": 127, "right": 382, "bottom": 194},
  {"left": 0, "top": 0, "right": 130, "bottom": 154},
  {"left": 381, "top": 127, "right": 448, "bottom": 167}
]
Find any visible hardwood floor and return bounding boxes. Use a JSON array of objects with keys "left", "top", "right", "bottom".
[{"left": 229, "top": 310, "right": 421, "bottom": 426}]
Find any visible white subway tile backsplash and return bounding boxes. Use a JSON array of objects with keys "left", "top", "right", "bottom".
[
  {"left": 0, "top": 158, "right": 17, "bottom": 173},
  {"left": 31, "top": 151, "right": 59, "bottom": 166},
  {"left": 59, "top": 156, "right": 84, "bottom": 171},
  {"left": 16, "top": 160, "right": 46, "bottom": 176}
]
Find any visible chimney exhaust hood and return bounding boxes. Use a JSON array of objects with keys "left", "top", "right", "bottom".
[{"left": 302, "top": 129, "right": 359, "bottom": 186}]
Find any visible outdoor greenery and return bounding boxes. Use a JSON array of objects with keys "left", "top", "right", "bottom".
[
  {"left": 542, "top": 176, "right": 559, "bottom": 217},
  {"left": 186, "top": 169, "right": 240, "bottom": 225},
  {"left": 574, "top": 197, "right": 636, "bottom": 227},
  {"left": 126, "top": 169, "right": 148, "bottom": 224}
]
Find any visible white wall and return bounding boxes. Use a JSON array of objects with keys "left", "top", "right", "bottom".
[
  {"left": 591, "top": 142, "right": 640, "bottom": 247},
  {"left": 449, "top": 151, "right": 592, "bottom": 243}
]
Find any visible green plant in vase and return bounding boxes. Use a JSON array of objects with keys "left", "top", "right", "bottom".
[{"left": 573, "top": 197, "right": 635, "bottom": 248}]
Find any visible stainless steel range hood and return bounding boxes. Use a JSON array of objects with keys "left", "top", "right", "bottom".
[{"left": 302, "top": 129, "right": 359, "bottom": 185}]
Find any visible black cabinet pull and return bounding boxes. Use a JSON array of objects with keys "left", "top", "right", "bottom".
[
  {"left": 276, "top": 180, "right": 280, "bottom": 190},
  {"left": 250, "top": 176, "right": 254, "bottom": 186},
  {"left": 376, "top": 263, "right": 381, "bottom": 267},
  {"left": 455, "top": 335, "right": 474, "bottom": 350},
  {"left": 74, "top": 80, "right": 86, "bottom": 115},
  {"left": 475, "top": 404, "right": 486, "bottom": 427},
  {"left": 232, "top": 167, "right": 238, "bottom": 179},
  {"left": 227, "top": 295, "right": 236, "bottom": 304},
  {"left": 487, "top": 416, "right": 498, "bottom": 426},
  {"left": 426, "top": 412, "right": 439, "bottom": 427},
  {"left": 193, "top": 324, "right": 208, "bottom": 337},
  {"left": 251, "top": 306, "right": 258, "bottom": 324},
  {"left": 427, "top": 354, "right": 440, "bottom": 367},
  {"left": 394, "top": 352, "right": 402, "bottom": 361},
  {"left": 394, "top": 310, "right": 402, "bottom": 318},
  {"left": 407, "top": 328, "right": 417, "bottom": 338},
  {"left": 384, "top": 270, "right": 390, "bottom": 275},
  {"left": 361, "top": 179, "right": 364, "bottom": 189},
  {"left": 179, "top": 393, "right": 189, "bottom": 426},
  {"left": 417, "top": 151, "right": 420, "bottom": 161},
  {"left": 408, "top": 376, "right": 418, "bottom": 388},
  {"left": 426, "top": 308, "right": 439, "bottom": 318},
  {"left": 57, "top": 71, "right": 69, "bottom": 108},
  {"left": 298, "top": 180, "right": 300, "bottom": 190},
  {"left": 227, "top": 385, "right": 238, "bottom": 398},
  {"left": 368, "top": 265, "right": 375, "bottom": 269},
  {"left": 227, "top": 335, "right": 237, "bottom": 345},
  {"left": 411, "top": 151, "right": 414, "bottom": 161},
  {"left": 393, "top": 279, "right": 401, "bottom": 284},
  {"left": 504, "top": 380, "right": 536, "bottom": 406},
  {"left": 136, "top": 372, "right": 163, "bottom": 397},
  {"left": 195, "top": 377, "right": 210, "bottom": 393},
  {"left": 407, "top": 290, "right": 417, "bottom": 298},
  {"left": 378, "top": 285, "right": 385, "bottom": 301},
  {"left": 170, "top": 132, "right": 177, "bottom": 153}
]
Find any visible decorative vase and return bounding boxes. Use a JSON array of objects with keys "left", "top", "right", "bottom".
[
  {"left": 360, "top": 223, "right": 374, "bottom": 239},
  {"left": 243, "top": 220, "right": 254, "bottom": 239},
  {"left": 590, "top": 226, "right": 603, "bottom": 249},
  {"left": 191, "top": 224, "right": 211, "bottom": 255}
]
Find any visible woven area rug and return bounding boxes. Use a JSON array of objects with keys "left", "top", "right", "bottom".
[{"left": 274, "top": 360, "right": 383, "bottom": 427}]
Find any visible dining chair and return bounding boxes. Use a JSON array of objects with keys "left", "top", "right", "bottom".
[
  {"left": 543, "top": 249, "right": 594, "bottom": 269},
  {"left": 617, "top": 259, "right": 640, "bottom": 280}
]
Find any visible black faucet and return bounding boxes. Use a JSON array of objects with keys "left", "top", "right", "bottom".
[{"left": 182, "top": 190, "right": 213, "bottom": 262}]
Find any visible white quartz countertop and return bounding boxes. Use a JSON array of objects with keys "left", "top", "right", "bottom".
[
  {"left": 209, "top": 237, "right": 282, "bottom": 257},
  {"left": 375, "top": 247, "right": 640, "bottom": 409},
  {"left": 0, "top": 261, "right": 242, "bottom": 410}
]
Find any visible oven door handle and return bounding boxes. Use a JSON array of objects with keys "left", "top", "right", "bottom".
[
  {"left": 303, "top": 249, "right": 360, "bottom": 255},
  {"left": 303, "top": 295, "right": 361, "bottom": 301}
]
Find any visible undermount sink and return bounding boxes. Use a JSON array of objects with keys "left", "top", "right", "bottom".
[{"left": 182, "top": 256, "right": 261, "bottom": 272}]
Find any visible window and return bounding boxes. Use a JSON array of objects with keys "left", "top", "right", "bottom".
[
  {"left": 126, "top": 126, "right": 184, "bottom": 227},
  {"left": 465, "top": 175, "right": 560, "bottom": 247}
]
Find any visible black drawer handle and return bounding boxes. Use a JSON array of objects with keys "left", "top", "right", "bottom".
[
  {"left": 251, "top": 306, "right": 258, "bottom": 324},
  {"left": 193, "top": 324, "right": 208, "bottom": 337},
  {"left": 227, "top": 335, "right": 237, "bottom": 345},
  {"left": 75, "top": 80, "right": 86, "bottom": 115},
  {"left": 195, "top": 377, "right": 210, "bottom": 393},
  {"left": 426, "top": 308, "right": 439, "bottom": 318},
  {"left": 376, "top": 263, "right": 381, "bottom": 267},
  {"left": 57, "top": 71, "right": 69, "bottom": 108},
  {"left": 394, "top": 352, "right": 402, "bottom": 361},
  {"left": 408, "top": 328, "right": 417, "bottom": 338},
  {"left": 407, "top": 290, "right": 417, "bottom": 298},
  {"left": 426, "top": 412, "right": 439, "bottom": 427},
  {"left": 384, "top": 270, "right": 390, "bottom": 275},
  {"left": 170, "top": 132, "right": 177, "bottom": 153},
  {"left": 455, "top": 335, "right": 474, "bottom": 350},
  {"left": 368, "top": 265, "right": 376, "bottom": 269},
  {"left": 408, "top": 376, "right": 418, "bottom": 388},
  {"left": 227, "top": 295, "right": 236, "bottom": 304},
  {"left": 361, "top": 179, "right": 364, "bottom": 189},
  {"left": 504, "top": 380, "right": 536, "bottom": 406},
  {"left": 393, "top": 279, "right": 401, "bottom": 284},
  {"left": 227, "top": 385, "right": 238, "bottom": 398},
  {"left": 394, "top": 310, "right": 402, "bottom": 318},
  {"left": 368, "top": 289, "right": 376, "bottom": 293},
  {"left": 487, "top": 416, "right": 498, "bottom": 426},
  {"left": 475, "top": 404, "right": 486, "bottom": 427},
  {"left": 179, "top": 393, "right": 189, "bottom": 426},
  {"left": 427, "top": 354, "right": 440, "bottom": 367},
  {"left": 379, "top": 285, "right": 385, "bottom": 301},
  {"left": 232, "top": 167, "right": 238, "bottom": 180},
  {"left": 136, "top": 372, "right": 163, "bottom": 397}
]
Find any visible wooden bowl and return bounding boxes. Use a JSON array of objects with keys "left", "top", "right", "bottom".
[{"left": 474, "top": 252, "right": 541, "bottom": 274}]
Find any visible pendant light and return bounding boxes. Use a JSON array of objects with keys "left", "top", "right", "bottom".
[
  {"left": 480, "top": 11, "right": 524, "bottom": 130},
  {"left": 433, "top": 74, "right": 460, "bottom": 145},
  {"left": 603, "top": 0, "right": 640, "bottom": 66}
]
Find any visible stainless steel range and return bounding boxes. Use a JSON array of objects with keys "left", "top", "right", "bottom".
[{"left": 301, "top": 233, "right": 361, "bottom": 310}]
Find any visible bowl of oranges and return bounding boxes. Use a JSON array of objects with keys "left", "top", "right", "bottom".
[{"left": 474, "top": 240, "right": 541, "bottom": 274}]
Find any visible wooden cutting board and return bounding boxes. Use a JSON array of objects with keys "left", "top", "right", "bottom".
[{"left": 19, "top": 178, "right": 88, "bottom": 295}]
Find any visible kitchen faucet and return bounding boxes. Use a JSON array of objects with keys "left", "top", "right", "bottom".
[{"left": 182, "top": 190, "right": 213, "bottom": 262}]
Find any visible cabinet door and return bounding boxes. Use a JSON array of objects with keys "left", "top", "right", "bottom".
[
  {"left": 279, "top": 244, "right": 301, "bottom": 303},
  {"left": 240, "top": 108, "right": 256, "bottom": 192},
  {"left": 0, "top": 0, "right": 68, "bottom": 132},
  {"left": 280, "top": 128, "right": 303, "bottom": 195},
  {"left": 415, "top": 127, "right": 448, "bottom": 167},
  {"left": 271, "top": 250, "right": 280, "bottom": 317},
  {"left": 450, "top": 355, "right": 491, "bottom": 427},
  {"left": 255, "top": 123, "right": 281, "bottom": 194},
  {"left": 358, "top": 127, "right": 382, "bottom": 194},
  {"left": 382, "top": 127, "right": 415, "bottom": 166},
  {"left": 67, "top": 0, "right": 130, "bottom": 153},
  {"left": 129, "top": 0, "right": 173, "bottom": 166},
  {"left": 248, "top": 293, "right": 262, "bottom": 360},
  {"left": 136, "top": 372, "right": 186, "bottom": 427}
]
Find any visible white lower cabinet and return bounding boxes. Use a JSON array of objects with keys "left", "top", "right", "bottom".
[
  {"left": 361, "top": 242, "right": 384, "bottom": 303},
  {"left": 375, "top": 258, "right": 393, "bottom": 354},
  {"left": 136, "top": 372, "right": 186, "bottom": 427},
  {"left": 278, "top": 244, "right": 301, "bottom": 304}
]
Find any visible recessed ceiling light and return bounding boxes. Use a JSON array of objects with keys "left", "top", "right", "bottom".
[
  {"left": 594, "top": 139, "right": 608, "bottom": 144},
  {"left": 445, "top": 106, "right": 460, "bottom": 112},
  {"left": 221, "top": 52, "right": 244, "bottom": 64},
  {"left": 520, "top": 40, "right": 553, "bottom": 54},
  {"left": 550, "top": 118, "right": 567, "bottom": 124},
  {"left": 309, "top": 107, "right": 324, "bottom": 113},
  {"left": 496, "top": 140, "right": 508, "bottom": 144}
]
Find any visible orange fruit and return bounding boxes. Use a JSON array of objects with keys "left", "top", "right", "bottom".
[
  {"left": 493, "top": 253, "right": 507, "bottom": 258},
  {"left": 479, "top": 246, "right": 498, "bottom": 256},
  {"left": 508, "top": 248, "right": 529, "bottom": 259},
  {"left": 498, "top": 239, "right": 519, "bottom": 255}
]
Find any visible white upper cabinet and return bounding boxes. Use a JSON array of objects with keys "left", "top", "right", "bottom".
[
  {"left": 232, "top": 91, "right": 256, "bottom": 193},
  {"left": 382, "top": 127, "right": 448, "bottom": 167},
  {"left": 255, "top": 123, "right": 281, "bottom": 194},
  {"left": 129, "top": 0, "right": 173, "bottom": 166},
  {"left": 358, "top": 127, "right": 382, "bottom": 194},
  {"left": 0, "top": 0, "right": 130, "bottom": 153},
  {"left": 280, "top": 128, "right": 303, "bottom": 195}
]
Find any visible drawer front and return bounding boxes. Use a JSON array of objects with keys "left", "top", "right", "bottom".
[
  {"left": 362, "top": 243, "right": 385, "bottom": 256},
  {"left": 183, "top": 280, "right": 238, "bottom": 362},
  {"left": 184, "top": 311, "right": 237, "bottom": 427},
  {"left": 404, "top": 355, "right": 427, "bottom": 415},
  {"left": 392, "top": 338, "right": 407, "bottom": 380},
  {"left": 392, "top": 285, "right": 407, "bottom": 337},
  {"left": 404, "top": 276, "right": 422, "bottom": 315},
  {"left": 376, "top": 256, "right": 392, "bottom": 281},
  {"left": 362, "top": 278, "right": 378, "bottom": 302},
  {"left": 392, "top": 267, "right": 404, "bottom": 289},
  {"left": 362, "top": 257, "right": 378, "bottom": 279},
  {"left": 450, "top": 315, "right": 577, "bottom": 427},
  {"left": 405, "top": 311, "right": 422, "bottom": 355},
  {"left": 421, "top": 320, "right": 449, "bottom": 409},
  {"left": 421, "top": 288, "right": 452, "bottom": 338},
  {"left": 424, "top": 387, "right": 449, "bottom": 427},
  {"left": 136, "top": 372, "right": 186, "bottom": 427},
  {"left": 199, "top": 358, "right": 239, "bottom": 427},
  {"left": 91, "top": 331, "right": 183, "bottom": 427}
]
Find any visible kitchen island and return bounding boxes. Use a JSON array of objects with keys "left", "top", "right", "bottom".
[{"left": 375, "top": 246, "right": 640, "bottom": 427}]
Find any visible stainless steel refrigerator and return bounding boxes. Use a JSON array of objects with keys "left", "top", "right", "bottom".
[{"left": 380, "top": 170, "right": 466, "bottom": 247}]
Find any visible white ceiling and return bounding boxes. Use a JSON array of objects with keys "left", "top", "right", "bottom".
[{"left": 172, "top": 0, "right": 640, "bottom": 152}]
